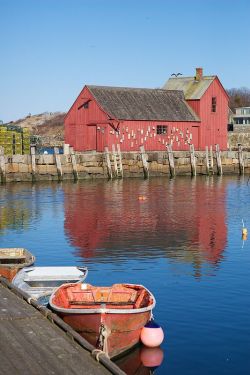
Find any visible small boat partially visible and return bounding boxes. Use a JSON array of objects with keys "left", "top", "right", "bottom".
[
  {"left": 0, "top": 248, "right": 35, "bottom": 281},
  {"left": 49, "top": 283, "right": 155, "bottom": 358},
  {"left": 12, "top": 266, "right": 88, "bottom": 304}
]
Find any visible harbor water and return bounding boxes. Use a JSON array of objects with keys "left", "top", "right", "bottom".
[{"left": 0, "top": 176, "right": 250, "bottom": 374}]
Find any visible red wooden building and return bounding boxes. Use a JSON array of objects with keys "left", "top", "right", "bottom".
[{"left": 65, "top": 68, "right": 229, "bottom": 151}]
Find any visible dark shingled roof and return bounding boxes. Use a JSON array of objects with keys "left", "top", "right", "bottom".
[{"left": 87, "top": 85, "right": 200, "bottom": 122}]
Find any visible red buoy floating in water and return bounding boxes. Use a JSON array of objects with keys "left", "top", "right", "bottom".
[
  {"left": 140, "top": 346, "right": 164, "bottom": 369},
  {"left": 140, "top": 320, "right": 164, "bottom": 347}
]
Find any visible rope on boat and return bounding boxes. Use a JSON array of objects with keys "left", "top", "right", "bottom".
[
  {"left": 91, "top": 349, "right": 106, "bottom": 362},
  {"left": 27, "top": 296, "right": 36, "bottom": 304},
  {"left": 97, "top": 323, "right": 109, "bottom": 357}
]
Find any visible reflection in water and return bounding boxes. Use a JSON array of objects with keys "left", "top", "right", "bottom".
[
  {"left": 0, "top": 201, "right": 31, "bottom": 232},
  {"left": 0, "top": 183, "right": 62, "bottom": 234},
  {"left": 0, "top": 177, "right": 250, "bottom": 375},
  {"left": 64, "top": 177, "right": 227, "bottom": 277},
  {"left": 114, "top": 345, "right": 164, "bottom": 375}
]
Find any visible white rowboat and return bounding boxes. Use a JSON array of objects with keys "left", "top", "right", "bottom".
[{"left": 12, "top": 266, "right": 88, "bottom": 304}]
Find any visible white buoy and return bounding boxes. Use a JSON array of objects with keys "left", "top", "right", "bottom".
[{"left": 140, "top": 320, "right": 164, "bottom": 347}]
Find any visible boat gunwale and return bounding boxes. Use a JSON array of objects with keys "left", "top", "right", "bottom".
[
  {"left": 20, "top": 266, "right": 88, "bottom": 280},
  {"left": 49, "top": 283, "right": 156, "bottom": 315}
]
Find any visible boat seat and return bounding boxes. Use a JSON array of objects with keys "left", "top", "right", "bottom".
[
  {"left": 106, "top": 290, "right": 136, "bottom": 303},
  {"left": 67, "top": 287, "right": 141, "bottom": 309},
  {"left": 67, "top": 289, "right": 96, "bottom": 304},
  {"left": 0, "top": 255, "right": 26, "bottom": 260},
  {"left": 68, "top": 300, "right": 135, "bottom": 306},
  {"left": 68, "top": 289, "right": 136, "bottom": 309},
  {"left": 134, "top": 289, "right": 147, "bottom": 309}
]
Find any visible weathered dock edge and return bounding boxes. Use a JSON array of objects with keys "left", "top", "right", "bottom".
[
  {"left": 0, "top": 150, "right": 249, "bottom": 182},
  {"left": 0, "top": 276, "right": 126, "bottom": 375}
]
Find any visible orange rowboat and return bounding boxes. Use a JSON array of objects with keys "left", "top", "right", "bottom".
[{"left": 49, "top": 283, "right": 156, "bottom": 358}]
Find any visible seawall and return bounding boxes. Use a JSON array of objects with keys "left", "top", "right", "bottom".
[
  {"left": 228, "top": 125, "right": 250, "bottom": 150},
  {"left": 0, "top": 149, "right": 249, "bottom": 182}
]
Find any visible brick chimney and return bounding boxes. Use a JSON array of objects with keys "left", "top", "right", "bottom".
[{"left": 195, "top": 67, "right": 203, "bottom": 81}]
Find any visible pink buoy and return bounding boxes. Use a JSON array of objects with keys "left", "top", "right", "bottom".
[
  {"left": 140, "top": 320, "right": 164, "bottom": 347},
  {"left": 140, "top": 346, "right": 164, "bottom": 368}
]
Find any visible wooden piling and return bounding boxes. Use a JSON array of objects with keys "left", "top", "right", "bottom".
[
  {"left": 0, "top": 146, "right": 6, "bottom": 183},
  {"left": 116, "top": 144, "right": 123, "bottom": 178},
  {"left": 215, "top": 144, "right": 223, "bottom": 175},
  {"left": 104, "top": 146, "right": 112, "bottom": 179},
  {"left": 238, "top": 144, "right": 244, "bottom": 175},
  {"left": 70, "top": 147, "right": 78, "bottom": 181},
  {"left": 189, "top": 144, "right": 196, "bottom": 176},
  {"left": 111, "top": 144, "right": 118, "bottom": 177},
  {"left": 205, "top": 146, "right": 214, "bottom": 175},
  {"left": 210, "top": 145, "right": 214, "bottom": 171},
  {"left": 30, "top": 146, "right": 36, "bottom": 181},
  {"left": 63, "top": 143, "right": 70, "bottom": 155},
  {"left": 166, "top": 144, "right": 175, "bottom": 177},
  {"left": 139, "top": 145, "right": 149, "bottom": 179},
  {"left": 205, "top": 146, "right": 210, "bottom": 175},
  {"left": 54, "top": 147, "right": 63, "bottom": 181}
]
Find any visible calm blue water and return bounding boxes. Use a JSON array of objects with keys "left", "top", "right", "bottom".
[{"left": 0, "top": 176, "right": 250, "bottom": 374}]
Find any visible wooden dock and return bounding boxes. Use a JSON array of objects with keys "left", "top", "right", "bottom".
[{"left": 0, "top": 277, "right": 125, "bottom": 375}]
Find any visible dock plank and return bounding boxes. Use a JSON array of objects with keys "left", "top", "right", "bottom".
[{"left": 0, "top": 283, "right": 122, "bottom": 375}]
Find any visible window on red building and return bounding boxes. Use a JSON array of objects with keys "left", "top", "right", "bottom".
[
  {"left": 78, "top": 100, "right": 90, "bottom": 110},
  {"left": 157, "top": 125, "right": 168, "bottom": 134},
  {"left": 212, "top": 97, "right": 217, "bottom": 112}
]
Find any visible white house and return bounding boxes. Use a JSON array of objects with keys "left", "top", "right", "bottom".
[{"left": 233, "top": 107, "right": 250, "bottom": 125}]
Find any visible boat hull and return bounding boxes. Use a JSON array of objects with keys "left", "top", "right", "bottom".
[
  {"left": 59, "top": 309, "right": 151, "bottom": 358},
  {"left": 0, "top": 266, "right": 20, "bottom": 282},
  {"left": 50, "top": 283, "right": 155, "bottom": 358}
]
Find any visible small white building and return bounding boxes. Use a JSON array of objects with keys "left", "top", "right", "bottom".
[{"left": 233, "top": 107, "right": 250, "bottom": 125}]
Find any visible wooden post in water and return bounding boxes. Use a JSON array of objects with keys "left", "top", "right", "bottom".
[
  {"left": 140, "top": 145, "right": 149, "bottom": 179},
  {"left": 205, "top": 146, "right": 214, "bottom": 175},
  {"left": 210, "top": 145, "right": 214, "bottom": 172},
  {"left": 111, "top": 144, "right": 118, "bottom": 178},
  {"left": 166, "top": 144, "right": 175, "bottom": 177},
  {"left": 63, "top": 143, "right": 70, "bottom": 155},
  {"left": 238, "top": 144, "right": 244, "bottom": 175},
  {"left": 54, "top": 147, "right": 63, "bottom": 181},
  {"left": 190, "top": 144, "right": 196, "bottom": 176},
  {"left": 104, "top": 146, "right": 112, "bottom": 179},
  {"left": 30, "top": 146, "right": 36, "bottom": 181},
  {"left": 215, "top": 144, "right": 223, "bottom": 175},
  {"left": 205, "top": 146, "right": 210, "bottom": 175},
  {"left": 0, "top": 147, "right": 6, "bottom": 183},
  {"left": 116, "top": 144, "right": 123, "bottom": 178},
  {"left": 70, "top": 147, "right": 78, "bottom": 181}
]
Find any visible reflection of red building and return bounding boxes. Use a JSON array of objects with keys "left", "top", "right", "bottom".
[
  {"left": 194, "top": 182, "right": 227, "bottom": 264},
  {"left": 64, "top": 178, "right": 227, "bottom": 272}
]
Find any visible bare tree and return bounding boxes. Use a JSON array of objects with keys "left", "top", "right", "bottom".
[{"left": 227, "top": 87, "right": 250, "bottom": 112}]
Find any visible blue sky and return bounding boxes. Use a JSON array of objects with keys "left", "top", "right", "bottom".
[{"left": 1, "top": 0, "right": 250, "bottom": 122}]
